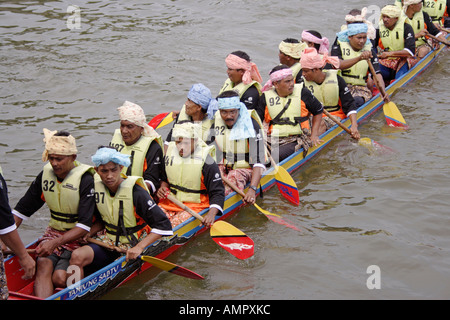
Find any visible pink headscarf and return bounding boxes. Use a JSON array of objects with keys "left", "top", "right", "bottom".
[
  {"left": 301, "top": 30, "right": 330, "bottom": 54},
  {"left": 261, "top": 68, "right": 293, "bottom": 92},
  {"left": 225, "top": 53, "right": 263, "bottom": 85},
  {"left": 300, "top": 48, "right": 340, "bottom": 70}
]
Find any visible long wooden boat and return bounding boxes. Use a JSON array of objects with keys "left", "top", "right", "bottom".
[{"left": 4, "top": 36, "right": 448, "bottom": 300}]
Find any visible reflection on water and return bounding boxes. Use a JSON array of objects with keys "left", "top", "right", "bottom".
[{"left": 1, "top": 0, "right": 450, "bottom": 299}]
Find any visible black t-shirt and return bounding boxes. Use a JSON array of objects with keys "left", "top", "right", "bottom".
[
  {"left": 0, "top": 173, "right": 15, "bottom": 233},
  {"left": 13, "top": 170, "right": 96, "bottom": 230}
]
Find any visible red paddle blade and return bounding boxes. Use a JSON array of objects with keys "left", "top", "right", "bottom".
[
  {"left": 273, "top": 166, "right": 300, "bottom": 206},
  {"left": 167, "top": 266, "right": 205, "bottom": 280},
  {"left": 210, "top": 221, "right": 254, "bottom": 260},
  {"left": 275, "top": 180, "right": 300, "bottom": 206},
  {"left": 266, "top": 215, "right": 301, "bottom": 231}
]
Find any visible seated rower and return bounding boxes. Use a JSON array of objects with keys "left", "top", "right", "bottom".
[
  {"left": 165, "top": 83, "right": 218, "bottom": 153},
  {"left": 301, "top": 48, "right": 360, "bottom": 140},
  {"left": 218, "top": 50, "right": 264, "bottom": 120},
  {"left": 332, "top": 23, "right": 385, "bottom": 107},
  {"left": 13, "top": 129, "right": 96, "bottom": 298},
  {"left": 208, "top": 91, "right": 267, "bottom": 203},
  {"left": 403, "top": 0, "right": 448, "bottom": 58},
  {"left": 401, "top": 0, "right": 450, "bottom": 28},
  {"left": 260, "top": 65, "right": 324, "bottom": 161},
  {"left": 375, "top": 5, "right": 416, "bottom": 84},
  {"left": 157, "top": 123, "right": 225, "bottom": 228},
  {"left": 424, "top": 0, "right": 450, "bottom": 28},
  {"left": 69, "top": 147, "right": 173, "bottom": 280},
  {"left": 278, "top": 38, "right": 307, "bottom": 83},
  {"left": 110, "top": 101, "right": 164, "bottom": 197},
  {"left": 0, "top": 164, "right": 36, "bottom": 299}
]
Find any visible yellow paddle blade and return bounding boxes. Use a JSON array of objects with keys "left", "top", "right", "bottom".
[
  {"left": 253, "top": 203, "right": 281, "bottom": 218},
  {"left": 140, "top": 256, "right": 204, "bottom": 280},
  {"left": 358, "top": 137, "right": 375, "bottom": 148},
  {"left": 383, "top": 102, "right": 408, "bottom": 128},
  {"left": 155, "top": 111, "right": 175, "bottom": 129},
  {"left": 210, "top": 220, "right": 246, "bottom": 237}
]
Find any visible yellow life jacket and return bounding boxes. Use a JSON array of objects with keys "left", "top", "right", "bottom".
[
  {"left": 423, "top": 0, "right": 447, "bottom": 25},
  {"left": 213, "top": 109, "right": 265, "bottom": 169},
  {"left": 94, "top": 174, "right": 149, "bottom": 245},
  {"left": 109, "top": 129, "right": 163, "bottom": 177},
  {"left": 303, "top": 70, "right": 340, "bottom": 112},
  {"left": 338, "top": 41, "right": 372, "bottom": 86},
  {"left": 406, "top": 11, "right": 426, "bottom": 46},
  {"left": 42, "top": 161, "right": 94, "bottom": 231},
  {"left": 218, "top": 78, "right": 262, "bottom": 97},
  {"left": 164, "top": 142, "right": 215, "bottom": 203},
  {"left": 290, "top": 62, "right": 302, "bottom": 82},
  {"left": 379, "top": 15, "right": 409, "bottom": 53},
  {"left": 175, "top": 105, "right": 214, "bottom": 142},
  {"left": 266, "top": 83, "right": 305, "bottom": 137}
]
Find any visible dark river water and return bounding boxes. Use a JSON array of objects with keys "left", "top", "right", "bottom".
[{"left": 1, "top": 0, "right": 449, "bottom": 300}]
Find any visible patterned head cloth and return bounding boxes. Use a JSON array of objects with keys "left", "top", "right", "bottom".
[
  {"left": 344, "top": 7, "right": 376, "bottom": 40},
  {"left": 117, "top": 101, "right": 160, "bottom": 138},
  {"left": 225, "top": 53, "right": 263, "bottom": 85},
  {"left": 218, "top": 96, "right": 255, "bottom": 140},
  {"left": 403, "top": 0, "right": 422, "bottom": 12},
  {"left": 380, "top": 5, "right": 402, "bottom": 18},
  {"left": 172, "top": 122, "right": 201, "bottom": 140},
  {"left": 41, "top": 128, "right": 78, "bottom": 162},
  {"left": 91, "top": 147, "right": 131, "bottom": 167},
  {"left": 278, "top": 40, "right": 308, "bottom": 59},
  {"left": 187, "top": 83, "right": 219, "bottom": 120}
]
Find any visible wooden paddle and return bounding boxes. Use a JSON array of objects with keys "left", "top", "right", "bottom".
[
  {"left": 265, "top": 147, "right": 300, "bottom": 206},
  {"left": 86, "top": 238, "right": 204, "bottom": 280},
  {"left": 426, "top": 31, "right": 450, "bottom": 46},
  {"left": 166, "top": 193, "right": 254, "bottom": 260},
  {"left": 148, "top": 111, "right": 175, "bottom": 129},
  {"left": 221, "top": 174, "right": 301, "bottom": 231},
  {"left": 322, "top": 109, "right": 394, "bottom": 154},
  {"left": 367, "top": 60, "right": 408, "bottom": 129},
  {"left": 2, "top": 248, "right": 36, "bottom": 255}
]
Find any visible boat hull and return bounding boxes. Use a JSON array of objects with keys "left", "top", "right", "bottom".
[{"left": 5, "top": 37, "right": 448, "bottom": 300}]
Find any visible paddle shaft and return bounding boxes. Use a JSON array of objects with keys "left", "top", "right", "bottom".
[
  {"left": 87, "top": 237, "right": 126, "bottom": 253},
  {"left": 322, "top": 109, "right": 354, "bottom": 136},
  {"left": 426, "top": 32, "right": 450, "bottom": 46},
  {"left": 1, "top": 248, "right": 36, "bottom": 255},
  {"left": 367, "top": 59, "right": 390, "bottom": 102},
  {"left": 166, "top": 194, "right": 205, "bottom": 222}
]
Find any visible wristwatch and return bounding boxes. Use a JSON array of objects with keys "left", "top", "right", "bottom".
[{"left": 249, "top": 185, "right": 257, "bottom": 192}]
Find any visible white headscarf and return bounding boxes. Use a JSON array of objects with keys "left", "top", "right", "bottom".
[{"left": 117, "top": 101, "right": 160, "bottom": 138}]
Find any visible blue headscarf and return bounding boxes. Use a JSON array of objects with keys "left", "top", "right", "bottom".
[
  {"left": 92, "top": 147, "right": 131, "bottom": 167},
  {"left": 336, "top": 23, "right": 370, "bottom": 44},
  {"left": 218, "top": 96, "right": 255, "bottom": 140},
  {"left": 187, "top": 83, "right": 219, "bottom": 120}
]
